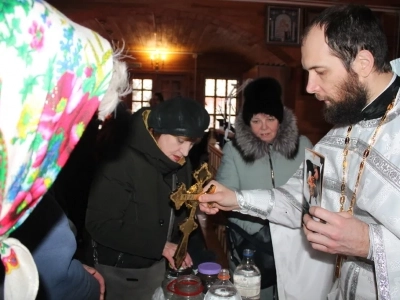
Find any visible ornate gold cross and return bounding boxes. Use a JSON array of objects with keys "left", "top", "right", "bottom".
[{"left": 170, "top": 162, "right": 215, "bottom": 269}]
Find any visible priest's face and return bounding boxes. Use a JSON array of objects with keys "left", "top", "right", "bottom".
[{"left": 301, "top": 26, "right": 369, "bottom": 126}]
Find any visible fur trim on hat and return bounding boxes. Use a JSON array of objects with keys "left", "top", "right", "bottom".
[{"left": 232, "top": 107, "right": 299, "bottom": 163}]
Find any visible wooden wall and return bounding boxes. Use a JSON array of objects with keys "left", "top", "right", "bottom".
[{"left": 120, "top": 1, "right": 399, "bottom": 145}]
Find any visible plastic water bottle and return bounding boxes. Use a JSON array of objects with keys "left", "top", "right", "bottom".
[
  {"left": 204, "top": 269, "right": 241, "bottom": 300},
  {"left": 233, "top": 249, "right": 261, "bottom": 300}
]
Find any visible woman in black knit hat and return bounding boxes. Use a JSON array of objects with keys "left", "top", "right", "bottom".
[
  {"left": 216, "top": 77, "right": 312, "bottom": 300},
  {"left": 86, "top": 97, "right": 210, "bottom": 300}
]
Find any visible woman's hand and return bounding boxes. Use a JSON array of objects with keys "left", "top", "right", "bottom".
[{"left": 162, "top": 241, "right": 193, "bottom": 269}]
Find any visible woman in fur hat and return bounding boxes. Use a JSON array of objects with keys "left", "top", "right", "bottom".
[{"left": 216, "top": 77, "right": 312, "bottom": 300}]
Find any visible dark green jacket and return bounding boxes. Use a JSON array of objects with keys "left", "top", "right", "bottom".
[{"left": 86, "top": 108, "right": 191, "bottom": 268}]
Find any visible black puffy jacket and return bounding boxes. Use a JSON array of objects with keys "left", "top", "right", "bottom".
[{"left": 86, "top": 108, "right": 191, "bottom": 268}]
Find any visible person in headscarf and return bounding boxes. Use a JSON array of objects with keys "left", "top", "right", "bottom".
[{"left": 0, "top": 1, "right": 130, "bottom": 299}]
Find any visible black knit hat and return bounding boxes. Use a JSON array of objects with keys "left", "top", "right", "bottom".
[
  {"left": 242, "top": 77, "right": 284, "bottom": 125},
  {"left": 148, "top": 97, "right": 210, "bottom": 138}
]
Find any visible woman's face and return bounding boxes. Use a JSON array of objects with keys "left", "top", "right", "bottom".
[
  {"left": 157, "top": 134, "right": 194, "bottom": 162},
  {"left": 250, "top": 113, "right": 280, "bottom": 143}
]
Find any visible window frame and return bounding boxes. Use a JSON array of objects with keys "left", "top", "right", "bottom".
[
  {"left": 131, "top": 78, "right": 153, "bottom": 112},
  {"left": 204, "top": 78, "right": 239, "bottom": 129}
]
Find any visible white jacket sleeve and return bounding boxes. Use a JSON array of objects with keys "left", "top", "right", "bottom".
[
  {"left": 235, "top": 167, "right": 304, "bottom": 229},
  {"left": 369, "top": 218, "right": 400, "bottom": 299}
]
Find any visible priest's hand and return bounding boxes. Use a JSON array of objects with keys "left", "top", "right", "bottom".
[
  {"left": 198, "top": 180, "right": 240, "bottom": 214},
  {"left": 303, "top": 206, "right": 370, "bottom": 258}
]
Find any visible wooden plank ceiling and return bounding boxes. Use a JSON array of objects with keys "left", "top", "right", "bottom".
[{"left": 48, "top": 0, "right": 400, "bottom": 70}]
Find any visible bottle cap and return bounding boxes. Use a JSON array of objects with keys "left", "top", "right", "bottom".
[
  {"left": 243, "top": 249, "right": 255, "bottom": 257},
  {"left": 198, "top": 262, "right": 221, "bottom": 275},
  {"left": 218, "top": 269, "right": 230, "bottom": 281}
]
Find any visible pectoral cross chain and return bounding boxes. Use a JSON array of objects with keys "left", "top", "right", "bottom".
[{"left": 335, "top": 254, "right": 346, "bottom": 278}]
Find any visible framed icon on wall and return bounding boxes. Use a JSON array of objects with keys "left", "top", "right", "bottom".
[{"left": 266, "top": 6, "right": 302, "bottom": 46}]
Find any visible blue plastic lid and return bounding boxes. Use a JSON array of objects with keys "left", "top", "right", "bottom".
[
  {"left": 198, "top": 262, "right": 221, "bottom": 275},
  {"left": 243, "top": 249, "right": 255, "bottom": 257}
]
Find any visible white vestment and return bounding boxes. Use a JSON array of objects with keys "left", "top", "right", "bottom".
[{"left": 236, "top": 77, "right": 400, "bottom": 300}]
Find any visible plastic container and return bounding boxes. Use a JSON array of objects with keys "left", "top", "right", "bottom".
[
  {"left": 198, "top": 262, "right": 221, "bottom": 294},
  {"left": 169, "top": 275, "right": 204, "bottom": 300},
  {"left": 162, "top": 265, "right": 194, "bottom": 299}
]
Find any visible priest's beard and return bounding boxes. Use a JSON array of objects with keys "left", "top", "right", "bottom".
[{"left": 322, "top": 71, "right": 369, "bottom": 126}]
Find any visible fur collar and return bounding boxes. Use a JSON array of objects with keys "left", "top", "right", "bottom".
[{"left": 232, "top": 108, "right": 300, "bottom": 163}]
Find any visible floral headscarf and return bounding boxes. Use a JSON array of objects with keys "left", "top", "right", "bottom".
[{"left": 0, "top": 1, "right": 116, "bottom": 298}]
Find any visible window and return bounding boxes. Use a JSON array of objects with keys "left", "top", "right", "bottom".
[
  {"left": 205, "top": 79, "right": 238, "bottom": 129},
  {"left": 132, "top": 78, "right": 153, "bottom": 112}
]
